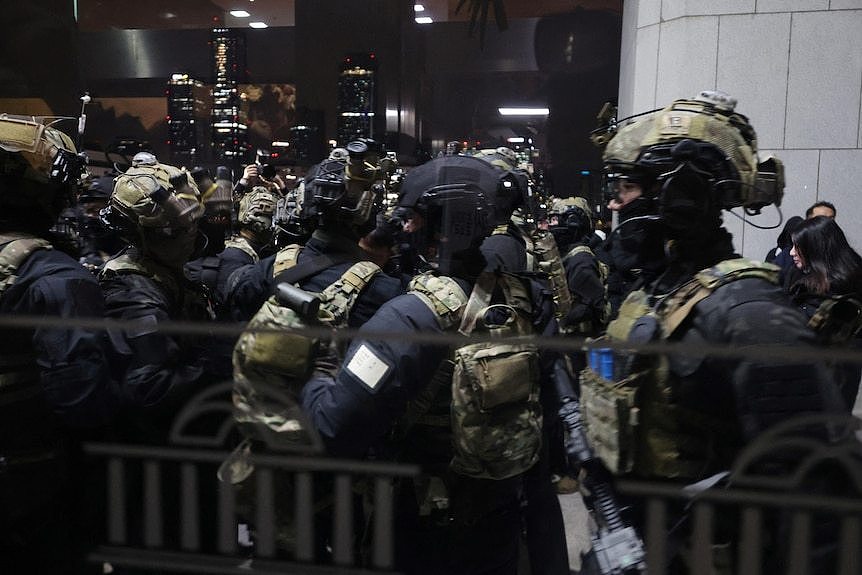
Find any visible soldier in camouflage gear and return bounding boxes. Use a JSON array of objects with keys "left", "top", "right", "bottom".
[
  {"left": 0, "top": 114, "right": 120, "bottom": 573},
  {"left": 301, "top": 154, "right": 564, "bottom": 574},
  {"left": 582, "top": 91, "right": 846, "bottom": 574}
]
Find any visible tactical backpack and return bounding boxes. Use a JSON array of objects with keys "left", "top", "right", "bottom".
[
  {"left": 494, "top": 223, "right": 572, "bottom": 322},
  {"left": 564, "top": 244, "right": 611, "bottom": 332},
  {"left": 0, "top": 232, "right": 52, "bottom": 299},
  {"left": 232, "top": 245, "right": 382, "bottom": 449},
  {"left": 410, "top": 270, "right": 543, "bottom": 480},
  {"left": 579, "top": 258, "right": 778, "bottom": 478}
]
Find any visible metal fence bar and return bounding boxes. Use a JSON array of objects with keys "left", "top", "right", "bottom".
[
  {"left": 181, "top": 462, "right": 201, "bottom": 551},
  {"left": 143, "top": 459, "right": 163, "bottom": 548},
  {"left": 256, "top": 467, "right": 276, "bottom": 558},
  {"left": 107, "top": 457, "right": 126, "bottom": 545},
  {"left": 690, "top": 502, "right": 714, "bottom": 575},
  {"left": 372, "top": 476, "right": 394, "bottom": 569},
  {"left": 332, "top": 473, "right": 354, "bottom": 566},
  {"left": 295, "top": 471, "right": 315, "bottom": 562},
  {"left": 218, "top": 479, "right": 237, "bottom": 555},
  {"left": 85, "top": 443, "right": 420, "bottom": 477},
  {"left": 787, "top": 511, "right": 811, "bottom": 575},
  {"left": 837, "top": 515, "right": 861, "bottom": 575},
  {"left": 645, "top": 497, "right": 667, "bottom": 574},
  {"left": 737, "top": 506, "right": 762, "bottom": 575}
]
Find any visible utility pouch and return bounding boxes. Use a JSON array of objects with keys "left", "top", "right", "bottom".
[
  {"left": 235, "top": 296, "right": 326, "bottom": 387},
  {"left": 450, "top": 273, "right": 543, "bottom": 480},
  {"left": 579, "top": 364, "right": 644, "bottom": 475}
]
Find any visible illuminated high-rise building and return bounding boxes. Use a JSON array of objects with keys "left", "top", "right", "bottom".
[
  {"left": 211, "top": 28, "right": 248, "bottom": 164},
  {"left": 336, "top": 53, "right": 377, "bottom": 145},
  {"left": 166, "top": 73, "right": 211, "bottom": 167}
]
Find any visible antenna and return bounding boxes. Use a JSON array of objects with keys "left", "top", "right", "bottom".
[{"left": 77, "top": 93, "right": 91, "bottom": 151}]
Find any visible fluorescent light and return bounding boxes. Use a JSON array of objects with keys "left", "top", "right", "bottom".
[
  {"left": 230, "top": 10, "right": 250, "bottom": 17},
  {"left": 507, "top": 137, "right": 525, "bottom": 143},
  {"left": 414, "top": 4, "right": 425, "bottom": 11},
  {"left": 271, "top": 141, "right": 290, "bottom": 147},
  {"left": 249, "top": 21, "right": 268, "bottom": 28},
  {"left": 498, "top": 107, "right": 549, "bottom": 116},
  {"left": 415, "top": 16, "right": 433, "bottom": 24},
  {"left": 386, "top": 109, "right": 398, "bottom": 117}
]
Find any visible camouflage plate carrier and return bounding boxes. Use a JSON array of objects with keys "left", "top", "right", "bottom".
[
  {"left": 410, "top": 270, "right": 543, "bottom": 480},
  {"left": 579, "top": 258, "right": 778, "bottom": 478},
  {"left": 231, "top": 245, "right": 382, "bottom": 455}
]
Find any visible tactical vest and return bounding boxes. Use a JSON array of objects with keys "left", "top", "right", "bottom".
[
  {"left": 231, "top": 246, "right": 382, "bottom": 451},
  {"left": 100, "top": 253, "right": 181, "bottom": 302},
  {"left": 409, "top": 270, "right": 543, "bottom": 480},
  {"left": 563, "top": 244, "right": 611, "bottom": 334},
  {"left": 224, "top": 235, "right": 259, "bottom": 264},
  {"left": 579, "top": 258, "right": 778, "bottom": 479},
  {"left": 492, "top": 223, "right": 572, "bottom": 322},
  {"left": 0, "top": 233, "right": 53, "bottom": 398}
]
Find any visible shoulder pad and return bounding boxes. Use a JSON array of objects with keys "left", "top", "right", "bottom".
[
  {"left": 100, "top": 254, "right": 178, "bottom": 296},
  {"left": 607, "top": 289, "right": 653, "bottom": 341},
  {"left": 565, "top": 244, "right": 595, "bottom": 259},
  {"left": 0, "top": 234, "right": 53, "bottom": 298},
  {"left": 225, "top": 236, "right": 259, "bottom": 263},
  {"left": 317, "top": 260, "right": 382, "bottom": 325},
  {"left": 408, "top": 272, "right": 469, "bottom": 330},
  {"left": 272, "top": 244, "right": 303, "bottom": 277},
  {"left": 695, "top": 257, "right": 779, "bottom": 289}
]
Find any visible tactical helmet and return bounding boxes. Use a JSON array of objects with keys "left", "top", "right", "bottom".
[
  {"left": 397, "top": 155, "right": 499, "bottom": 277},
  {"left": 103, "top": 162, "right": 204, "bottom": 243},
  {"left": 296, "top": 139, "right": 386, "bottom": 237},
  {"left": 547, "top": 196, "right": 593, "bottom": 249},
  {"left": 0, "top": 114, "right": 86, "bottom": 230},
  {"left": 602, "top": 91, "right": 784, "bottom": 222},
  {"left": 238, "top": 185, "right": 279, "bottom": 235},
  {"left": 79, "top": 174, "right": 116, "bottom": 203},
  {"left": 468, "top": 147, "right": 530, "bottom": 226}
]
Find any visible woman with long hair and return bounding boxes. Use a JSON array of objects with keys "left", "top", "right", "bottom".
[{"left": 788, "top": 215, "right": 862, "bottom": 410}]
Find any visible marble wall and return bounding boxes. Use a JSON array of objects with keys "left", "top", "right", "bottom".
[{"left": 618, "top": 0, "right": 862, "bottom": 258}]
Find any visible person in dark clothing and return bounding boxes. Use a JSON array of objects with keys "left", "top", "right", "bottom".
[
  {"left": 588, "top": 90, "right": 847, "bottom": 574},
  {"left": 547, "top": 196, "right": 608, "bottom": 338},
  {"left": 98, "top": 153, "right": 215, "bottom": 436},
  {"left": 0, "top": 114, "right": 121, "bottom": 575},
  {"left": 224, "top": 140, "right": 405, "bottom": 564},
  {"left": 77, "top": 173, "right": 126, "bottom": 272},
  {"left": 595, "top": 173, "right": 664, "bottom": 319},
  {"left": 786, "top": 215, "right": 862, "bottom": 410},
  {"left": 764, "top": 215, "right": 803, "bottom": 287},
  {"left": 301, "top": 154, "right": 566, "bottom": 575},
  {"left": 223, "top": 144, "right": 404, "bottom": 324}
]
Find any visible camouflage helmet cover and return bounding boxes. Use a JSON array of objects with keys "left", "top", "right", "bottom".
[
  {"left": 602, "top": 91, "right": 783, "bottom": 211},
  {"left": 548, "top": 196, "right": 591, "bottom": 217},
  {"left": 0, "top": 114, "right": 84, "bottom": 217},
  {"left": 238, "top": 185, "right": 279, "bottom": 232},
  {"left": 109, "top": 160, "right": 204, "bottom": 232}
]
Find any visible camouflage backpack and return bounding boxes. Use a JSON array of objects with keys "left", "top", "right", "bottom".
[
  {"left": 411, "top": 270, "right": 543, "bottom": 480},
  {"left": 231, "top": 245, "right": 382, "bottom": 451},
  {"left": 579, "top": 258, "right": 779, "bottom": 478}
]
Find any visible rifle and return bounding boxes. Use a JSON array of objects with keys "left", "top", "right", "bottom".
[{"left": 553, "top": 359, "right": 647, "bottom": 574}]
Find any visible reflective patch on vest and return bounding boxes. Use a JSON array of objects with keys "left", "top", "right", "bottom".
[{"left": 346, "top": 344, "right": 391, "bottom": 392}]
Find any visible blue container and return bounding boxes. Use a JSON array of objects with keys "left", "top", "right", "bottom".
[{"left": 598, "top": 348, "right": 614, "bottom": 380}]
